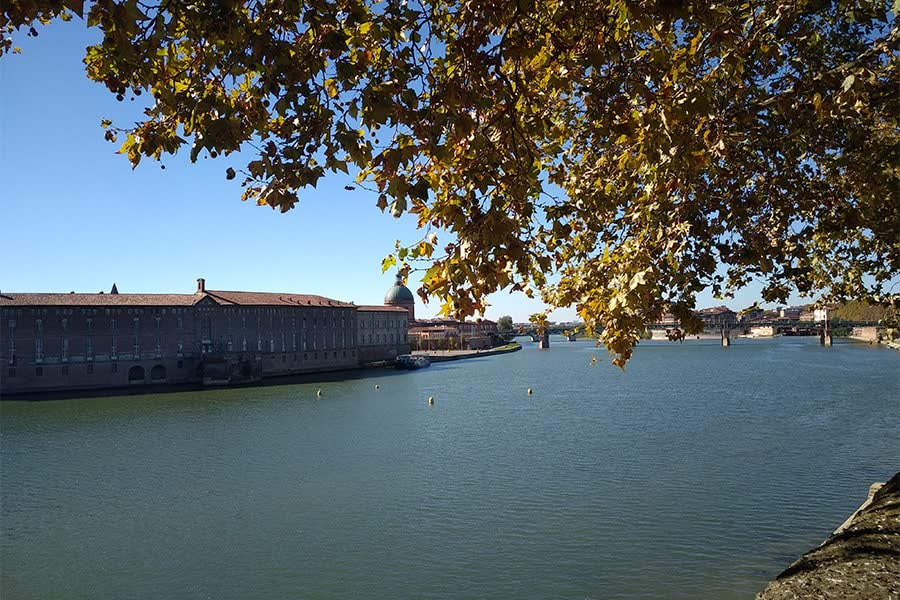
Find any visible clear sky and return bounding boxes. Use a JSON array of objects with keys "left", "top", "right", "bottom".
[{"left": 0, "top": 20, "right": 802, "bottom": 322}]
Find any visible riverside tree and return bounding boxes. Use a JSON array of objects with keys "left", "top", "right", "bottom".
[{"left": 3, "top": 0, "right": 897, "bottom": 366}]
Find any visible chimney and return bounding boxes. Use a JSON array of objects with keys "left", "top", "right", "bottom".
[{"left": 197, "top": 278, "right": 206, "bottom": 293}]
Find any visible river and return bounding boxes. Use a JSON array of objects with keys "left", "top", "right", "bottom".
[{"left": 1, "top": 337, "right": 897, "bottom": 599}]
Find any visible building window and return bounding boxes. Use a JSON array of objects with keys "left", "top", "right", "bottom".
[
  {"left": 7, "top": 319, "right": 14, "bottom": 364},
  {"left": 86, "top": 318, "right": 93, "bottom": 359},
  {"left": 87, "top": 363, "right": 94, "bottom": 375},
  {"left": 62, "top": 338, "right": 69, "bottom": 362},
  {"left": 111, "top": 318, "right": 118, "bottom": 358},
  {"left": 34, "top": 338, "right": 43, "bottom": 363},
  {"left": 35, "top": 366, "right": 43, "bottom": 376},
  {"left": 36, "top": 318, "right": 43, "bottom": 335},
  {"left": 133, "top": 317, "right": 140, "bottom": 357},
  {"left": 177, "top": 360, "right": 183, "bottom": 369},
  {"left": 111, "top": 362, "right": 118, "bottom": 373}
]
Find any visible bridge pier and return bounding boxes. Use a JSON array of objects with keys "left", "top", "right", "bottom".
[
  {"left": 539, "top": 332, "right": 550, "bottom": 349},
  {"left": 820, "top": 330, "right": 833, "bottom": 346},
  {"left": 722, "top": 327, "right": 730, "bottom": 347},
  {"left": 566, "top": 334, "right": 576, "bottom": 342}
]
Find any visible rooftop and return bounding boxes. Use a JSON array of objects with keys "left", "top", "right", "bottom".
[{"left": 0, "top": 289, "right": 353, "bottom": 308}]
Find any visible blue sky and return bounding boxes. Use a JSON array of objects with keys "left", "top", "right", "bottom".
[{"left": 0, "top": 20, "right": 799, "bottom": 322}]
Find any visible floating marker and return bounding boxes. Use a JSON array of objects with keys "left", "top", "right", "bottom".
[
  {"left": 374, "top": 384, "right": 379, "bottom": 389},
  {"left": 428, "top": 396, "right": 434, "bottom": 405},
  {"left": 316, "top": 389, "right": 322, "bottom": 397},
  {"left": 527, "top": 388, "right": 533, "bottom": 395}
]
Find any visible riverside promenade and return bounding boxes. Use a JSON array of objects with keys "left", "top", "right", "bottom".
[{"left": 412, "top": 342, "right": 521, "bottom": 362}]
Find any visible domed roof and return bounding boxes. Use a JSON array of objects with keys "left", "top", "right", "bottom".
[{"left": 384, "top": 273, "right": 414, "bottom": 304}]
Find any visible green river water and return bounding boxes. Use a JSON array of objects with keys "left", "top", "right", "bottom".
[{"left": 1, "top": 337, "right": 897, "bottom": 599}]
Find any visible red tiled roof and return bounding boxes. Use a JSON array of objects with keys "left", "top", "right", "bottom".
[
  {"left": 0, "top": 290, "right": 351, "bottom": 307},
  {"left": 356, "top": 305, "right": 409, "bottom": 312},
  {"left": 0, "top": 293, "right": 199, "bottom": 306},
  {"left": 204, "top": 290, "right": 352, "bottom": 307}
]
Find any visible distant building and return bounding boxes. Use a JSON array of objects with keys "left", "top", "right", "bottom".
[
  {"left": 740, "top": 307, "right": 766, "bottom": 322},
  {"left": 779, "top": 306, "right": 803, "bottom": 320},
  {"left": 658, "top": 313, "right": 679, "bottom": 326},
  {"left": 0, "top": 278, "right": 409, "bottom": 395},
  {"left": 696, "top": 306, "right": 738, "bottom": 329},
  {"left": 814, "top": 308, "right": 832, "bottom": 323}
]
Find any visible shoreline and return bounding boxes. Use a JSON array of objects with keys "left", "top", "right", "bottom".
[{"left": 413, "top": 342, "right": 522, "bottom": 362}]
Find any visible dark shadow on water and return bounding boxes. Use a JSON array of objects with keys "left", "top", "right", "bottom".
[{"left": 2, "top": 365, "right": 409, "bottom": 403}]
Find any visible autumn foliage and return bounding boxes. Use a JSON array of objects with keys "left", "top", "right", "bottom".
[{"left": 3, "top": 0, "right": 897, "bottom": 365}]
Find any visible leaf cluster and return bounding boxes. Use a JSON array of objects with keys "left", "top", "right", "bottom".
[{"left": 3, "top": 0, "right": 898, "bottom": 365}]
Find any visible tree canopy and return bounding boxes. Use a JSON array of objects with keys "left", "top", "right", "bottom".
[{"left": 3, "top": 0, "right": 898, "bottom": 366}]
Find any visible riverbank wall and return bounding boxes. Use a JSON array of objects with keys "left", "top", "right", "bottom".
[
  {"left": 413, "top": 342, "right": 522, "bottom": 362},
  {"left": 755, "top": 472, "right": 900, "bottom": 600},
  {"left": 848, "top": 326, "right": 883, "bottom": 343}
]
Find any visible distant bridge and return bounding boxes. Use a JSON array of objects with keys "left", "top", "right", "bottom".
[{"left": 514, "top": 319, "right": 881, "bottom": 349}]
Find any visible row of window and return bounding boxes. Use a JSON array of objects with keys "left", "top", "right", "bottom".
[
  {"left": 361, "top": 333, "right": 408, "bottom": 345},
  {"left": 279, "top": 350, "right": 356, "bottom": 362},
  {"left": 6, "top": 346, "right": 360, "bottom": 379},
  {"left": 360, "top": 320, "right": 407, "bottom": 329},
  {"left": 7, "top": 361, "right": 184, "bottom": 378}
]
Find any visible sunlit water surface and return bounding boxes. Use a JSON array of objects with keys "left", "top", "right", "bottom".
[{"left": 2, "top": 338, "right": 898, "bottom": 599}]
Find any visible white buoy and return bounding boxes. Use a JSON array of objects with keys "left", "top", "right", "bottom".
[
  {"left": 316, "top": 389, "right": 322, "bottom": 397},
  {"left": 527, "top": 388, "right": 533, "bottom": 395},
  {"left": 374, "top": 384, "right": 379, "bottom": 389},
  {"left": 428, "top": 396, "right": 434, "bottom": 405}
]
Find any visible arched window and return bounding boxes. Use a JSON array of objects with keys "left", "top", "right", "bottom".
[
  {"left": 150, "top": 365, "right": 167, "bottom": 381},
  {"left": 128, "top": 366, "right": 145, "bottom": 382}
]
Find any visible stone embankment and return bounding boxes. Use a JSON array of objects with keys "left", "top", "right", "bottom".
[
  {"left": 412, "top": 342, "right": 521, "bottom": 362},
  {"left": 756, "top": 472, "right": 900, "bottom": 600}
]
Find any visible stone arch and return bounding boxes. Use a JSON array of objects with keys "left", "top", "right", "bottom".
[
  {"left": 128, "top": 365, "right": 145, "bottom": 382},
  {"left": 150, "top": 365, "right": 167, "bottom": 381}
]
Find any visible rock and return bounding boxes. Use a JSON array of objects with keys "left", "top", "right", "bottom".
[{"left": 756, "top": 472, "right": 900, "bottom": 600}]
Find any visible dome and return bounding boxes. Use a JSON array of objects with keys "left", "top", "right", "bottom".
[{"left": 384, "top": 273, "right": 415, "bottom": 304}]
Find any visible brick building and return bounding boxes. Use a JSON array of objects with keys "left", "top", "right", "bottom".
[
  {"left": 0, "top": 278, "right": 408, "bottom": 395},
  {"left": 356, "top": 305, "right": 410, "bottom": 363}
]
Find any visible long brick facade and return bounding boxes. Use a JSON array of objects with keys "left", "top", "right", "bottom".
[{"left": 0, "top": 279, "right": 409, "bottom": 396}]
